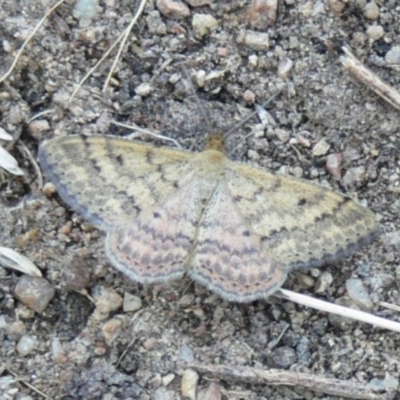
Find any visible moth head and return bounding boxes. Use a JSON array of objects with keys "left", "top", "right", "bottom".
[{"left": 205, "top": 133, "right": 225, "bottom": 152}]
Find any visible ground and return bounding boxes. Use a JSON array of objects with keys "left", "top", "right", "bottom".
[{"left": 1, "top": 0, "right": 400, "bottom": 399}]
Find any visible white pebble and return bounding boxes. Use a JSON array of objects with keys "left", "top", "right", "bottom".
[
  {"left": 123, "top": 293, "right": 142, "bottom": 312},
  {"left": 346, "top": 279, "right": 373, "bottom": 309},
  {"left": 363, "top": 1, "right": 380, "bottom": 20},
  {"left": 366, "top": 25, "right": 384, "bottom": 41},
  {"left": 192, "top": 14, "right": 218, "bottom": 37},
  {"left": 277, "top": 58, "right": 293, "bottom": 79},
  {"left": 135, "top": 82, "right": 153, "bottom": 97},
  {"left": 17, "top": 335, "right": 37, "bottom": 356},
  {"left": 181, "top": 369, "right": 199, "bottom": 400},
  {"left": 238, "top": 30, "right": 270, "bottom": 51},
  {"left": 312, "top": 138, "right": 330, "bottom": 156},
  {"left": 385, "top": 45, "right": 400, "bottom": 65}
]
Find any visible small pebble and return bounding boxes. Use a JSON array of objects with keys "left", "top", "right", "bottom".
[
  {"left": 312, "top": 1, "right": 325, "bottom": 15},
  {"left": 16, "top": 304, "right": 35, "bottom": 320},
  {"left": 73, "top": 0, "right": 98, "bottom": 21},
  {"left": 238, "top": 30, "right": 270, "bottom": 51},
  {"left": 274, "top": 128, "right": 290, "bottom": 142},
  {"left": 368, "top": 372, "right": 399, "bottom": 392},
  {"left": 205, "top": 70, "right": 225, "bottom": 82},
  {"left": 17, "top": 335, "right": 37, "bottom": 356},
  {"left": 366, "top": 25, "right": 384, "bottom": 41},
  {"left": 344, "top": 147, "right": 362, "bottom": 161},
  {"left": 296, "top": 337, "right": 311, "bottom": 366},
  {"left": 8, "top": 103, "right": 28, "bottom": 125},
  {"left": 326, "top": 153, "right": 343, "bottom": 179},
  {"left": 289, "top": 36, "right": 300, "bottom": 49},
  {"left": 94, "top": 287, "right": 123, "bottom": 314},
  {"left": 178, "top": 293, "right": 195, "bottom": 307},
  {"left": 291, "top": 166, "right": 303, "bottom": 178},
  {"left": 385, "top": 45, "right": 400, "bottom": 65},
  {"left": 63, "top": 255, "right": 91, "bottom": 291},
  {"left": 51, "top": 337, "right": 68, "bottom": 364},
  {"left": 256, "top": 105, "right": 276, "bottom": 127},
  {"left": 198, "top": 382, "right": 223, "bottom": 400},
  {"left": 327, "top": 0, "right": 346, "bottom": 16},
  {"left": 248, "top": 54, "right": 258, "bottom": 69},
  {"left": 363, "top": 1, "right": 380, "bottom": 20},
  {"left": 102, "top": 316, "right": 124, "bottom": 344},
  {"left": 297, "top": 274, "right": 315, "bottom": 289},
  {"left": 162, "top": 373, "right": 175, "bottom": 386},
  {"left": 196, "top": 69, "right": 206, "bottom": 87},
  {"left": 7, "top": 321, "right": 27, "bottom": 340},
  {"left": 386, "top": 230, "right": 400, "bottom": 247},
  {"left": 243, "top": 89, "right": 256, "bottom": 104},
  {"left": 296, "top": 131, "right": 313, "bottom": 147},
  {"left": 153, "top": 387, "right": 175, "bottom": 400},
  {"left": 42, "top": 182, "right": 57, "bottom": 197},
  {"left": 156, "top": 0, "right": 190, "bottom": 20},
  {"left": 249, "top": 0, "right": 278, "bottom": 29},
  {"left": 277, "top": 58, "right": 293, "bottom": 79},
  {"left": 342, "top": 166, "right": 366, "bottom": 186},
  {"left": 29, "top": 119, "right": 50, "bottom": 140},
  {"left": 181, "top": 369, "right": 199, "bottom": 400},
  {"left": 146, "top": 11, "right": 167, "bottom": 35},
  {"left": 314, "top": 271, "right": 333, "bottom": 293},
  {"left": 135, "top": 82, "right": 152, "bottom": 97},
  {"left": 192, "top": 14, "right": 218, "bottom": 37},
  {"left": 14, "top": 276, "right": 55, "bottom": 313},
  {"left": 270, "top": 304, "right": 283, "bottom": 321},
  {"left": 178, "top": 344, "right": 195, "bottom": 363},
  {"left": 346, "top": 278, "right": 373, "bottom": 309},
  {"left": 268, "top": 346, "right": 297, "bottom": 369},
  {"left": 247, "top": 149, "right": 260, "bottom": 161},
  {"left": 123, "top": 292, "right": 142, "bottom": 312},
  {"left": 312, "top": 138, "right": 330, "bottom": 156}
]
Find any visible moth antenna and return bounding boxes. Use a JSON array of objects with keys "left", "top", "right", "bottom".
[
  {"left": 181, "top": 66, "right": 214, "bottom": 134},
  {"left": 222, "top": 88, "right": 283, "bottom": 141}
]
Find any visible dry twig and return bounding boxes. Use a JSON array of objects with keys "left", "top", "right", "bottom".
[
  {"left": 340, "top": 46, "right": 400, "bottom": 111},
  {"left": 0, "top": 0, "right": 67, "bottom": 84},
  {"left": 69, "top": 0, "right": 148, "bottom": 102},
  {"left": 188, "top": 363, "right": 390, "bottom": 400},
  {"left": 275, "top": 289, "right": 400, "bottom": 333}
]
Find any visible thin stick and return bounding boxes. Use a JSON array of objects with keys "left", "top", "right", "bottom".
[
  {"left": 69, "top": 30, "right": 125, "bottom": 102},
  {"left": 110, "top": 120, "right": 183, "bottom": 149},
  {"left": 223, "top": 89, "right": 282, "bottom": 140},
  {"left": 188, "top": 363, "right": 386, "bottom": 400},
  {"left": 378, "top": 301, "right": 400, "bottom": 313},
  {"left": 340, "top": 46, "right": 400, "bottom": 111},
  {"left": 275, "top": 288, "right": 400, "bottom": 333},
  {"left": 0, "top": 0, "right": 67, "bottom": 84},
  {"left": 18, "top": 141, "right": 43, "bottom": 189},
  {"left": 6, "top": 368, "right": 50, "bottom": 399},
  {"left": 102, "top": 0, "right": 148, "bottom": 92},
  {"left": 29, "top": 109, "right": 54, "bottom": 123},
  {"left": 69, "top": 0, "right": 148, "bottom": 102}
]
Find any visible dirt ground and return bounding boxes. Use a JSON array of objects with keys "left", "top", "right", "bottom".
[{"left": 1, "top": 0, "right": 400, "bottom": 399}]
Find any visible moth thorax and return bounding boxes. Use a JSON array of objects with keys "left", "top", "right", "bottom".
[{"left": 205, "top": 133, "right": 225, "bottom": 152}]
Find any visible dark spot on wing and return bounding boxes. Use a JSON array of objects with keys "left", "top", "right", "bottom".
[
  {"left": 116, "top": 154, "right": 124, "bottom": 166},
  {"left": 298, "top": 198, "right": 307, "bottom": 206}
]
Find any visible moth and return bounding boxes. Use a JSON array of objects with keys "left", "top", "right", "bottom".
[{"left": 39, "top": 133, "right": 379, "bottom": 302}]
